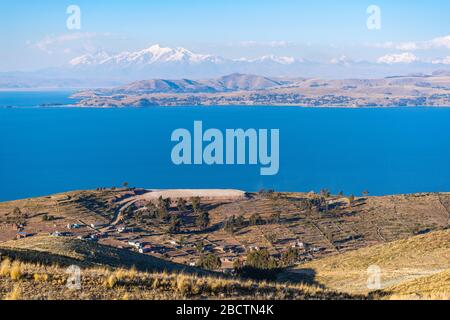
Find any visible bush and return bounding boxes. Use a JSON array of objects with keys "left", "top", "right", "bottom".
[
  {"left": 10, "top": 261, "right": 22, "bottom": 280},
  {"left": 196, "top": 210, "right": 210, "bottom": 229},
  {"left": 0, "top": 259, "right": 11, "bottom": 277},
  {"left": 246, "top": 249, "right": 278, "bottom": 270},
  {"left": 4, "top": 285, "right": 21, "bottom": 300},
  {"left": 104, "top": 275, "right": 118, "bottom": 288},
  {"left": 197, "top": 253, "right": 222, "bottom": 271},
  {"left": 34, "top": 273, "right": 49, "bottom": 282},
  {"left": 249, "top": 213, "right": 265, "bottom": 226},
  {"left": 41, "top": 214, "right": 56, "bottom": 221},
  {"left": 280, "top": 248, "right": 300, "bottom": 267}
]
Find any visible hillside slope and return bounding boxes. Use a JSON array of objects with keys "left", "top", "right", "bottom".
[
  {"left": 374, "top": 269, "right": 450, "bottom": 300},
  {"left": 0, "top": 240, "right": 360, "bottom": 300},
  {"left": 0, "top": 236, "right": 203, "bottom": 275},
  {"left": 282, "top": 229, "right": 450, "bottom": 294}
]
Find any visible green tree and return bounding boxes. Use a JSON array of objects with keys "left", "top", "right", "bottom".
[
  {"left": 269, "top": 212, "right": 281, "bottom": 224},
  {"left": 168, "top": 215, "right": 182, "bottom": 234},
  {"left": 195, "top": 240, "right": 204, "bottom": 253},
  {"left": 246, "top": 249, "right": 278, "bottom": 270},
  {"left": 280, "top": 248, "right": 300, "bottom": 267},
  {"left": 347, "top": 194, "right": 355, "bottom": 207},
  {"left": 320, "top": 189, "right": 331, "bottom": 198},
  {"left": 176, "top": 198, "right": 187, "bottom": 212},
  {"left": 249, "top": 213, "right": 264, "bottom": 226},
  {"left": 158, "top": 196, "right": 171, "bottom": 211},
  {"left": 235, "top": 215, "right": 246, "bottom": 228},
  {"left": 190, "top": 197, "right": 201, "bottom": 212},
  {"left": 196, "top": 210, "right": 210, "bottom": 229},
  {"left": 197, "top": 253, "right": 222, "bottom": 271},
  {"left": 224, "top": 216, "right": 236, "bottom": 234}
]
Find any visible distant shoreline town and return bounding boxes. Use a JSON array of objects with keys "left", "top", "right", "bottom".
[{"left": 69, "top": 73, "right": 450, "bottom": 108}]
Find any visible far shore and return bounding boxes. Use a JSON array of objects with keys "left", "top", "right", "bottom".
[{"left": 3, "top": 104, "right": 450, "bottom": 109}]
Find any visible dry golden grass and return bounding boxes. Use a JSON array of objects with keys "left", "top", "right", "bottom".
[
  {"left": 10, "top": 261, "right": 22, "bottom": 280},
  {"left": 4, "top": 284, "right": 21, "bottom": 300},
  {"left": 0, "top": 256, "right": 360, "bottom": 300},
  {"left": 284, "top": 229, "right": 450, "bottom": 295},
  {"left": 375, "top": 269, "right": 450, "bottom": 300},
  {"left": 0, "top": 259, "right": 11, "bottom": 277},
  {"left": 33, "top": 273, "right": 49, "bottom": 282},
  {"left": 0, "top": 235, "right": 205, "bottom": 276}
]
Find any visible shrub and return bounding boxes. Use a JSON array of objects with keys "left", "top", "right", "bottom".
[
  {"left": 0, "top": 259, "right": 11, "bottom": 277},
  {"left": 190, "top": 197, "right": 201, "bottom": 212},
  {"left": 104, "top": 275, "right": 118, "bottom": 288},
  {"left": 4, "top": 285, "right": 21, "bottom": 300},
  {"left": 249, "top": 213, "right": 265, "bottom": 226},
  {"left": 176, "top": 274, "right": 192, "bottom": 295},
  {"left": 34, "top": 273, "right": 49, "bottom": 282},
  {"left": 280, "top": 248, "right": 300, "bottom": 267},
  {"left": 197, "top": 253, "right": 222, "bottom": 271},
  {"left": 41, "top": 214, "right": 56, "bottom": 221},
  {"left": 10, "top": 261, "right": 22, "bottom": 281},
  {"left": 246, "top": 249, "right": 278, "bottom": 270},
  {"left": 196, "top": 210, "right": 210, "bottom": 229}
]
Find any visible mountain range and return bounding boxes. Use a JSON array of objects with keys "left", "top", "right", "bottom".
[{"left": 2, "top": 44, "right": 450, "bottom": 89}]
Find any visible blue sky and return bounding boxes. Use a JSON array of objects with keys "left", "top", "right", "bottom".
[{"left": 1, "top": 0, "right": 450, "bottom": 71}]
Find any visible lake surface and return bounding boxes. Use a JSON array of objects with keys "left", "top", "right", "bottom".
[{"left": 1, "top": 91, "right": 450, "bottom": 201}]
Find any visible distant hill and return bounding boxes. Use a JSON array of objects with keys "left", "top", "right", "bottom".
[
  {"left": 74, "top": 73, "right": 290, "bottom": 97},
  {"left": 214, "top": 73, "right": 286, "bottom": 91},
  {"left": 71, "top": 72, "right": 450, "bottom": 107}
]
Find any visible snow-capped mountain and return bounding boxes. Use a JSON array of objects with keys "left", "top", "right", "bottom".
[
  {"left": 69, "top": 44, "right": 225, "bottom": 67},
  {"left": 66, "top": 44, "right": 307, "bottom": 79},
  {"left": 69, "top": 51, "right": 111, "bottom": 66},
  {"left": 2, "top": 44, "right": 450, "bottom": 89}
]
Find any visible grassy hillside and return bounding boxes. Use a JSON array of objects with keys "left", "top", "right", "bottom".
[
  {"left": 0, "top": 236, "right": 204, "bottom": 275},
  {"left": 372, "top": 269, "right": 450, "bottom": 300},
  {"left": 282, "top": 229, "right": 450, "bottom": 295},
  {"left": 1, "top": 190, "right": 448, "bottom": 300},
  {"left": 0, "top": 243, "right": 360, "bottom": 300}
]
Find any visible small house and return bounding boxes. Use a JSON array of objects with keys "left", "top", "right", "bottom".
[
  {"left": 139, "top": 245, "right": 152, "bottom": 254},
  {"left": 16, "top": 232, "right": 29, "bottom": 240},
  {"left": 117, "top": 227, "right": 127, "bottom": 233}
]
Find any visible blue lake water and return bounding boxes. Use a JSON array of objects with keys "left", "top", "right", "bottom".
[{"left": 1, "top": 91, "right": 450, "bottom": 201}]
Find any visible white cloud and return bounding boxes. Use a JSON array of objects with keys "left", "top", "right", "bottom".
[
  {"left": 371, "top": 35, "right": 450, "bottom": 51},
  {"left": 427, "top": 35, "right": 450, "bottom": 50},
  {"left": 30, "top": 32, "right": 114, "bottom": 54},
  {"left": 237, "top": 40, "right": 293, "bottom": 48},
  {"left": 432, "top": 56, "right": 450, "bottom": 65},
  {"left": 330, "top": 55, "right": 354, "bottom": 65},
  {"left": 377, "top": 52, "right": 418, "bottom": 64}
]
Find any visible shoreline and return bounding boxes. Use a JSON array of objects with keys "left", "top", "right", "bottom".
[
  {"left": 1, "top": 189, "right": 449, "bottom": 204},
  {"left": 3, "top": 103, "right": 450, "bottom": 109}
]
